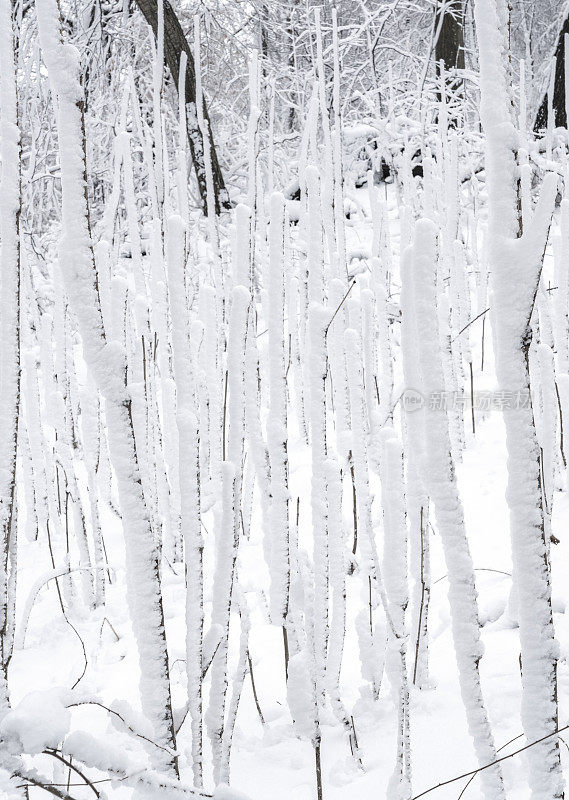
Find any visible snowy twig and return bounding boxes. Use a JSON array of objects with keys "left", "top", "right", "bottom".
[
  {"left": 67, "top": 701, "right": 176, "bottom": 757},
  {"left": 451, "top": 307, "right": 490, "bottom": 342},
  {"left": 324, "top": 279, "right": 356, "bottom": 337},
  {"left": 15, "top": 768, "right": 80, "bottom": 800},
  {"left": 43, "top": 749, "right": 101, "bottom": 799},
  {"left": 410, "top": 723, "right": 569, "bottom": 799}
]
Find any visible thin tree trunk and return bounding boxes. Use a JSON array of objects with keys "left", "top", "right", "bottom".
[
  {"left": 36, "top": 0, "right": 179, "bottom": 775},
  {"left": 535, "top": 16, "right": 569, "bottom": 131},
  {"left": 435, "top": 0, "right": 465, "bottom": 115},
  {"left": 0, "top": 0, "right": 23, "bottom": 792},
  {"left": 475, "top": 1, "right": 563, "bottom": 796},
  {"left": 134, "top": 0, "right": 229, "bottom": 214}
]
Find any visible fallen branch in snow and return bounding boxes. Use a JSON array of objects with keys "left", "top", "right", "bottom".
[
  {"left": 15, "top": 768, "right": 80, "bottom": 800},
  {"left": 324, "top": 279, "right": 356, "bottom": 337},
  {"left": 17, "top": 565, "right": 112, "bottom": 650},
  {"left": 432, "top": 567, "right": 512, "bottom": 587},
  {"left": 67, "top": 701, "right": 176, "bottom": 757},
  {"left": 16, "top": 764, "right": 216, "bottom": 800},
  {"left": 451, "top": 307, "right": 490, "bottom": 342},
  {"left": 247, "top": 650, "right": 265, "bottom": 726},
  {"left": 43, "top": 749, "right": 101, "bottom": 799},
  {"left": 457, "top": 733, "right": 525, "bottom": 799},
  {"left": 410, "top": 723, "right": 569, "bottom": 799}
]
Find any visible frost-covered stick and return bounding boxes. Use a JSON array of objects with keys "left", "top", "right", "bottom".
[
  {"left": 120, "top": 129, "right": 158, "bottom": 540},
  {"left": 327, "top": 278, "right": 351, "bottom": 460},
  {"left": 177, "top": 51, "right": 190, "bottom": 233},
  {"left": 128, "top": 68, "right": 159, "bottom": 222},
  {"left": 151, "top": 0, "right": 164, "bottom": 209},
  {"left": 400, "top": 246, "right": 431, "bottom": 688},
  {"left": 207, "top": 287, "right": 250, "bottom": 784},
  {"left": 149, "top": 218, "right": 179, "bottom": 562},
  {"left": 267, "top": 193, "right": 290, "bottom": 631},
  {"left": 554, "top": 205, "right": 569, "bottom": 463},
  {"left": 535, "top": 332, "right": 557, "bottom": 544},
  {"left": 554, "top": 201, "right": 569, "bottom": 373},
  {"left": 23, "top": 346, "right": 68, "bottom": 601},
  {"left": 200, "top": 284, "right": 223, "bottom": 492},
  {"left": 79, "top": 376, "right": 106, "bottom": 607},
  {"left": 546, "top": 58, "right": 555, "bottom": 163},
  {"left": 439, "top": 292, "right": 464, "bottom": 462},
  {"left": 194, "top": 16, "right": 219, "bottom": 260},
  {"left": 345, "top": 326, "right": 388, "bottom": 699},
  {"left": 297, "top": 84, "right": 319, "bottom": 215},
  {"left": 308, "top": 300, "right": 330, "bottom": 718},
  {"left": 376, "top": 283, "right": 394, "bottom": 425},
  {"left": 306, "top": 166, "right": 325, "bottom": 309},
  {"left": 451, "top": 240, "right": 473, "bottom": 432},
  {"left": 19, "top": 421, "right": 38, "bottom": 543},
  {"left": 325, "top": 457, "right": 362, "bottom": 765},
  {"left": 331, "top": 8, "right": 346, "bottom": 278},
  {"left": 535, "top": 294, "right": 559, "bottom": 480},
  {"left": 410, "top": 219, "right": 505, "bottom": 800},
  {"left": 267, "top": 78, "right": 275, "bottom": 198},
  {"left": 313, "top": 7, "right": 336, "bottom": 275},
  {"left": 207, "top": 462, "right": 236, "bottom": 785},
  {"left": 475, "top": 0, "right": 563, "bottom": 795},
  {"left": 128, "top": 317, "right": 157, "bottom": 549},
  {"left": 219, "top": 587, "right": 250, "bottom": 785},
  {"left": 361, "top": 286, "right": 377, "bottom": 430},
  {"left": 233, "top": 204, "right": 252, "bottom": 293},
  {"left": 119, "top": 130, "right": 149, "bottom": 333},
  {"left": 243, "top": 306, "right": 272, "bottom": 542},
  {"left": 288, "top": 275, "right": 309, "bottom": 444},
  {"left": 287, "top": 567, "right": 323, "bottom": 800},
  {"left": 380, "top": 430, "right": 411, "bottom": 799},
  {"left": 344, "top": 326, "right": 382, "bottom": 586},
  {"left": 54, "top": 303, "right": 96, "bottom": 611},
  {"left": 167, "top": 215, "right": 204, "bottom": 786},
  {"left": 245, "top": 50, "right": 261, "bottom": 288},
  {"left": 36, "top": 2, "right": 179, "bottom": 775},
  {"left": 0, "top": 0, "right": 23, "bottom": 790}
]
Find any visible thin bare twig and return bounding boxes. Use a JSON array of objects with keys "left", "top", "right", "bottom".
[
  {"left": 411, "top": 724, "right": 569, "bottom": 799},
  {"left": 44, "top": 750, "right": 100, "bottom": 799}
]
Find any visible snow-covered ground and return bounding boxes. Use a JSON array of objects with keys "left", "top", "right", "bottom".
[{"left": 8, "top": 176, "right": 569, "bottom": 800}]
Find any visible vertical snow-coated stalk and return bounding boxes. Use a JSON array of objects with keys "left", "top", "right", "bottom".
[
  {"left": 267, "top": 193, "right": 290, "bottom": 626},
  {"left": 207, "top": 286, "right": 249, "bottom": 784},
  {"left": 327, "top": 279, "right": 351, "bottom": 459},
  {"left": 326, "top": 457, "right": 362, "bottom": 765},
  {"left": 400, "top": 246, "right": 431, "bottom": 688},
  {"left": 167, "top": 215, "right": 204, "bottom": 786},
  {"left": 0, "top": 0, "right": 22, "bottom": 791},
  {"left": 35, "top": 1, "right": 178, "bottom": 775},
  {"left": 194, "top": 16, "right": 219, "bottom": 254},
  {"left": 309, "top": 302, "right": 329, "bottom": 709},
  {"left": 331, "top": 8, "right": 346, "bottom": 277},
  {"left": 152, "top": 0, "right": 164, "bottom": 209},
  {"left": 79, "top": 377, "right": 106, "bottom": 607},
  {"left": 313, "top": 7, "right": 336, "bottom": 274},
  {"left": 410, "top": 219, "right": 505, "bottom": 800},
  {"left": 380, "top": 430, "right": 411, "bottom": 799},
  {"left": 474, "top": 0, "right": 563, "bottom": 796}
]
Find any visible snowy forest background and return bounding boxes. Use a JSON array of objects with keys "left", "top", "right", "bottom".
[{"left": 3, "top": 1, "right": 569, "bottom": 799}]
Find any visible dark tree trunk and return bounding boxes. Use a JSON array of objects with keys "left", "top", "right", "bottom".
[
  {"left": 286, "top": 0, "right": 299, "bottom": 132},
  {"left": 435, "top": 0, "right": 465, "bottom": 71},
  {"left": 535, "top": 15, "right": 569, "bottom": 132},
  {"left": 435, "top": 0, "right": 464, "bottom": 106},
  {"left": 134, "top": 0, "right": 229, "bottom": 214}
]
